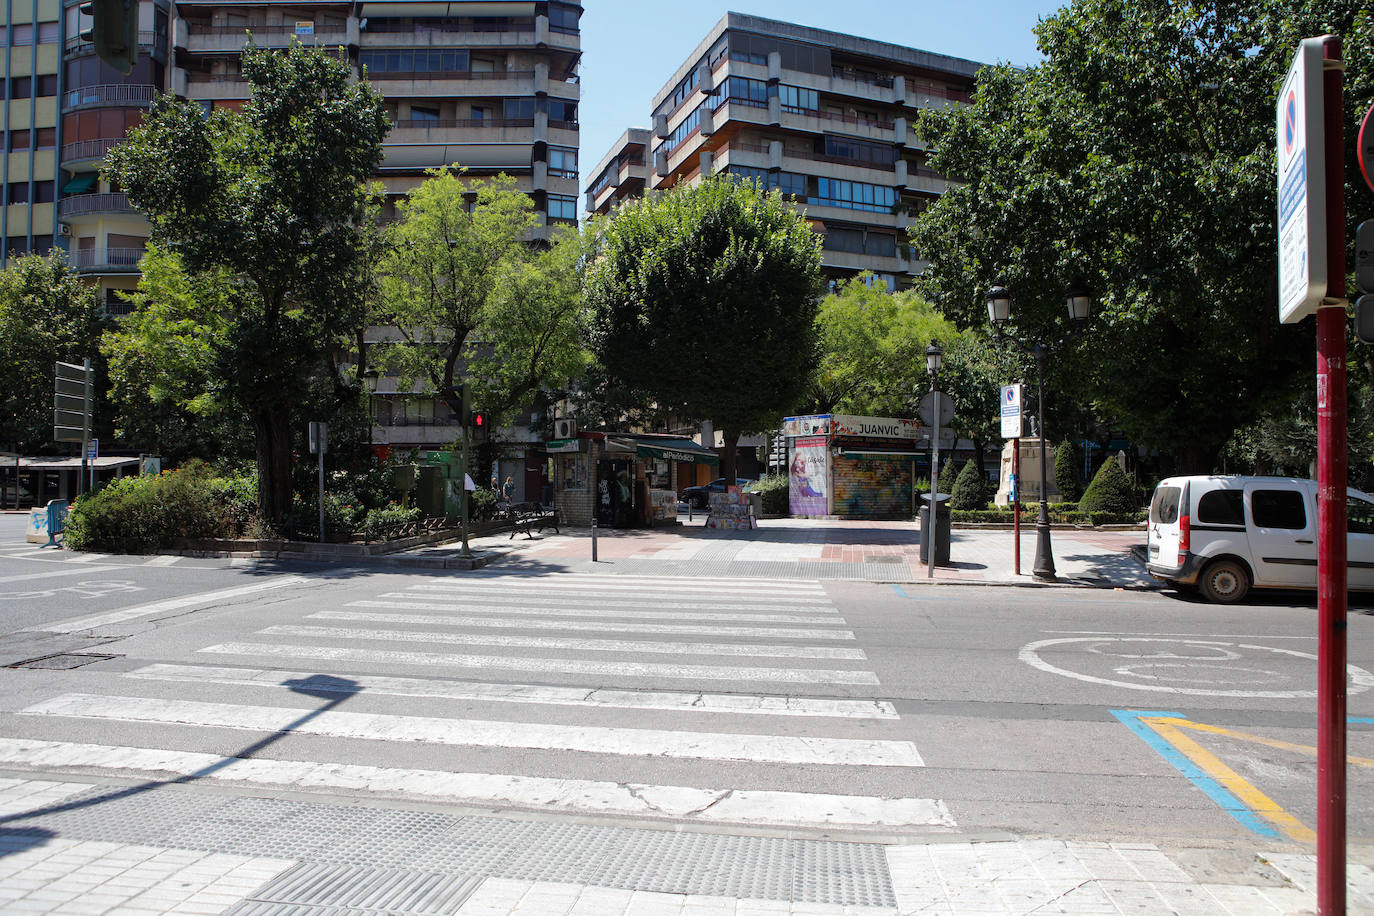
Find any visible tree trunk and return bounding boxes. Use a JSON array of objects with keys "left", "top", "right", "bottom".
[
  {"left": 720, "top": 428, "right": 740, "bottom": 487},
  {"left": 252, "top": 401, "right": 294, "bottom": 527}
]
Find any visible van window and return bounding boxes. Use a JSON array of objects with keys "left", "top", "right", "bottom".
[
  {"left": 1350, "top": 495, "right": 1374, "bottom": 535},
  {"left": 1150, "top": 486, "right": 1180, "bottom": 524},
  {"left": 1251, "top": 489, "right": 1306, "bottom": 529},
  {"left": 1197, "top": 490, "right": 1245, "bottom": 526}
]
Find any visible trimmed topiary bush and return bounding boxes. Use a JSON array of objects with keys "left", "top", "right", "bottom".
[
  {"left": 1054, "top": 440, "right": 1081, "bottom": 502},
  {"left": 949, "top": 459, "right": 989, "bottom": 510},
  {"left": 937, "top": 458, "right": 958, "bottom": 496},
  {"left": 1079, "top": 458, "right": 1138, "bottom": 514}
]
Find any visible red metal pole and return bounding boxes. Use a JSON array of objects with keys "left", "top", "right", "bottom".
[
  {"left": 1012, "top": 439, "right": 1021, "bottom": 575},
  {"left": 1316, "top": 34, "right": 1347, "bottom": 916}
]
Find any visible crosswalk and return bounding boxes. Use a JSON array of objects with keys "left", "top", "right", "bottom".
[{"left": 5, "top": 573, "right": 954, "bottom": 832}]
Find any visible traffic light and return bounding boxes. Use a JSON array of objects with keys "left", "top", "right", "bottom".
[
  {"left": 470, "top": 411, "right": 490, "bottom": 438},
  {"left": 80, "top": 0, "right": 139, "bottom": 75}
]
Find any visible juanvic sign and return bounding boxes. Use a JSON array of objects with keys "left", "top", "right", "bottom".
[{"left": 831, "top": 415, "right": 922, "bottom": 439}]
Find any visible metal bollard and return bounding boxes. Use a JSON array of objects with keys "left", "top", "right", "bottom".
[{"left": 591, "top": 518, "right": 598, "bottom": 562}]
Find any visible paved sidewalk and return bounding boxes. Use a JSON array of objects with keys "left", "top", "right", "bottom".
[
  {"left": 1, "top": 775, "right": 1371, "bottom": 914},
  {"left": 400, "top": 517, "right": 1157, "bottom": 590}
]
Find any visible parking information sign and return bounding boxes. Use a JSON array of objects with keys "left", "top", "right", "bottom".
[
  {"left": 1276, "top": 38, "right": 1327, "bottom": 324},
  {"left": 1000, "top": 384, "right": 1023, "bottom": 439}
]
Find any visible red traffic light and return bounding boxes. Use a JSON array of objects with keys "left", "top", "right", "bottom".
[{"left": 472, "top": 411, "right": 488, "bottom": 428}]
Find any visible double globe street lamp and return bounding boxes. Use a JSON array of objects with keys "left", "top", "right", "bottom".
[{"left": 986, "top": 284, "right": 1092, "bottom": 581}]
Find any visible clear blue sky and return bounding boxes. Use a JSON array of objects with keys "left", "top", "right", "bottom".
[{"left": 577, "top": 1, "right": 1066, "bottom": 195}]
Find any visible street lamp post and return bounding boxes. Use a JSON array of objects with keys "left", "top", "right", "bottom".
[
  {"left": 986, "top": 285, "right": 1092, "bottom": 581},
  {"left": 925, "top": 341, "right": 944, "bottom": 578}
]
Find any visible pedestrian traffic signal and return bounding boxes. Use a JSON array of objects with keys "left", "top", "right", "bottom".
[
  {"left": 470, "top": 411, "right": 489, "bottom": 436},
  {"left": 80, "top": 0, "right": 139, "bottom": 74}
]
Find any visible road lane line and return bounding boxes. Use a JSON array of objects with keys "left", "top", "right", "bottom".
[
  {"left": 354, "top": 599, "right": 842, "bottom": 624},
  {"left": 0, "top": 737, "right": 947, "bottom": 828},
  {"left": 143, "top": 555, "right": 182, "bottom": 567},
  {"left": 21, "top": 694, "right": 923, "bottom": 767},
  {"left": 49, "top": 577, "right": 310, "bottom": 632},
  {"left": 258, "top": 624, "right": 868, "bottom": 660},
  {"left": 199, "top": 642, "right": 882, "bottom": 685},
  {"left": 312, "top": 610, "right": 855, "bottom": 641},
  {"left": 126, "top": 663, "right": 900, "bottom": 718}
]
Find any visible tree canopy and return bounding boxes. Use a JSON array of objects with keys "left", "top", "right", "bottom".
[
  {"left": 105, "top": 40, "right": 388, "bottom": 522},
  {"left": 585, "top": 176, "right": 824, "bottom": 481},
  {"left": 910, "top": 0, "right": 1373, "bottom": 473},
  {"left": 0, "top": 252, "right": 103, "bottom": 453}
]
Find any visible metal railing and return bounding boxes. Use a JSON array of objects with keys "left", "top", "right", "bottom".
[
  {"left": 366, "top": 69, "right": 535, "bottom": 81},
  {"left": 548, "top": 119, "right": 578, "bottom": 131},
  {"left": 906, "top": 81, "right": 973, "bottom": 103},
  {"left": 65, "top": 30, "right": 160, "bottom": 52},
  {"left": 63, "top": 84, "right": 159, "bottom": 109},
  {"left": 389, "top": 117, "right": 534, "bottom": 129},
  {"left": 59, "top": 138, "right": 123, "bottom": 162},
  {"left": 832, "top": 68, "right": 894, "bottom": 88},
  {"left": 783, "top": 147, "right": 898, "bottom": 171},
  {"left": 69, "top": 247, "right": 145, "bottom": 271},
  {"left": 58, "top": 192, "right": 134, "bottom": 218}
]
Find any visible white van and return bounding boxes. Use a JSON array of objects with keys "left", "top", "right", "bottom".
[{"left": 1146, "top": 476, "right": 1374, "bottom": 603}]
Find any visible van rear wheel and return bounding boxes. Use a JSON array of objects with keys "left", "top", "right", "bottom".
[{"left": 1199, "top": 560, "right": 1250, "bottom": 604}]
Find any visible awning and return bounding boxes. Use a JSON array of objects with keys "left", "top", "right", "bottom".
[
  {"left": 627, "top": 437, "right": 719, "bottom": 466},
  {"left": 61, "top": 174, "right": 97, "bottom": 194}
]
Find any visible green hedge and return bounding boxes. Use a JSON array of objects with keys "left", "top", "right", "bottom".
[
  {"left": 65, "top": 462, "right": 248, "bottom": 553},
  {"left": 951, "top": 506, "right": 1145, "bottom": 526},
  {"left": 746, "top": 474, "right": 789, "bottom": 515}
]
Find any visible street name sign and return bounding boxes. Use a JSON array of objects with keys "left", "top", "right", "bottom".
[{"left": 1276, "top": 38, "right": 1327, "bottom": 324}]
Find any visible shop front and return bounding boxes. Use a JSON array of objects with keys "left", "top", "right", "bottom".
[
  {"left": 784, "top": 414, "right": 928, "bottom": 519},
  {"left": 549, "top": 432, "right": 718, "bottom": 527}
]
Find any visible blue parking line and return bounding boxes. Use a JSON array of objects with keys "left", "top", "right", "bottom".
[
  {"left": 1352, "top": 717, "right": 1374, "bottom": 725},
  {"left": 890, "top": 585, "right": 941, "bottom": 599},
  {"left": 1110, "top": 709, "right": 1280, "bottom": 839}
]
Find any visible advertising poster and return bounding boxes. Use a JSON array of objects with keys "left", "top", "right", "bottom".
[{"left": 789, "top": 436, "right": 829, "bottom": 516}]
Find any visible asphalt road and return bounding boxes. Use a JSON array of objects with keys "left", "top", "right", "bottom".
[{"left": 0, "top": 525, "right": 1369, "bottom": 854}]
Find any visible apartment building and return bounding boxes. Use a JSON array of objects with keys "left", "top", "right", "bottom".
[
  {"left": 587, "top": 13, "right": 980, "bottom": 290},
  {"left": 9, "top": 0, "right": 579, "bottom": 463}
]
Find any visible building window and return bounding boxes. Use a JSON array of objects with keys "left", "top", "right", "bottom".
[
  {"left": 547, "top": 99, "right": 577, "bottom": 125},
  {"left": 5, "top": 237, "right": 30, "bottom": 256},
  {"left": 36, "top": 74, "right": 57, "bottom": 96},
  {"left": 8, "top": 129, "right": 30, "bottom": 150},
  {"left": 724, "top": 166, "right": 805, "bottom": 199},
  {"left": 548, "top": 2, "right": 580, "bottom": 34},
  {"left": 504, "top": 98, "right": 535, "bottom": 120},
  {"left": 548, "top": 147, "right": 577, "bottom": 178},
  {"left": 9, "top": 24, "right": 34, "bottom": 46},
  {"left": 32, "top": 234, "right": 53, "bottom": 253},
  {"left": 815, "top": 178, "right": 896, "bottom": 213},
  {"left": 10, "top": 77, "right": 31, "bottom": 99},
  {"left": 34, "top": 181, "right": 55, "bottom": 203},
  {"left": 360, "top": 50, "right": 470, "bottom": 77},
  {"left": 823, "top": 135, "right": 897, "bottom": 168},
  {"left": 823, "top": 227, "right": 896, "bottom": 258},
  {"left": 777, "top": 85, "right": 819, "bottom": 113},
  {"left": 716, "top": 76, "right": 768, "bottom": 109},
  {"left": 664, "top": 105, "right": 703, "bottom": 152},
  {"left": 38, "top": 22, "right": 59, "bottom": 44},
  {"left": 547, "top": 195, "right": 576, "bottom": 220},
  {"left": 408, "top": 105, "right": 440, "bottom": 122},
  {"left": 5, "top": 184, "right": 29, "bottom": 205},
  {"left": 34, "top": 127, "right": 55, "bottom": 149}
]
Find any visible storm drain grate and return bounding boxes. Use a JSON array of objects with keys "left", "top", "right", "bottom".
[
  {"left": 5, "top": 653, "right": 120, "bottom": 670},
  {"left": 228, "top": 863, "right": 482, "bottom": 915}
]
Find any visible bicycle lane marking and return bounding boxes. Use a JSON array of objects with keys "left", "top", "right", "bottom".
[
  {"left": 0, "top": 566, "right": 120, "bottom": 585},
  {"left": 49, "top": 577, "right": 311, "bottom": 633}
]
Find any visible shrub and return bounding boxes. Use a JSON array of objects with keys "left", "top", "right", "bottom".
[
  {"left": 470, "top": 487, "right": 499, "bottom": 521},
  {"left": 745, "top": 474, "right": 789, "bottom": 515},
  {"left": 1054, "top": 440, "right": 1081, "bottom": 501},
  {"left": 949, "top": 459, "right": 989, "bottom": 510},
  {"left": 1079, "top": 458, "right": 1139, "bottom": 514},
  {"left": 65, "top": 462, "right": 234, "bottom": 553},
  {"left": 937, "top": 458, "right": 958, "bottom": 496},
  {"left": 361, "top": 503, "right": 424, "bottom": 541}
]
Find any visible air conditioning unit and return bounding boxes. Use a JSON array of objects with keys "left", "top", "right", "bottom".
[
  {"left": 59, "top": 224, "right": 72, "bottom": 237},
  {"left": 554, "top": 418, "right": 577, "bottom": 439}
]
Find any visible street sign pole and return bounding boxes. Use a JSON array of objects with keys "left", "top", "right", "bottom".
[
  {"left": 1012, "top": 440, "right": 1021, "bottom": 576},
  {"left": 81, "top": 358, "right": 91, "bottom": 496},
  {"left": 1314, "top": 35, "right": 1347, "bottom": 916},
  {"left": 927, "top": 389, "right": 940, "bottom": 580}
]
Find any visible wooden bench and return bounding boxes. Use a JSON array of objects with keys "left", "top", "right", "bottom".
[{"left": 508, "top": 502, "right": 560, "bottom": 539}]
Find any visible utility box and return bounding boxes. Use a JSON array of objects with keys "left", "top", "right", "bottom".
[{"left": 919, "top": 492, "right": 951, "bottom": 566}]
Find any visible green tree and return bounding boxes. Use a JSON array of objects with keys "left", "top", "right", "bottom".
[
  {"left": 101, "top": 246, "right": 252, "bottom": 463},
  {"left": 910, "top": 0, "right": 1373, "bottom": 473},
  {"left": 937, "top": 457, "right": 959, "bottom": 496},
  {"left": 809, "top": 274, "right": 952, "bottom": 416},
  {"left": 105, "top": 40, "right": 388, "bottom": 524},
  {"left": 1054, "top": 439, "right": 1082, "bottom": 502},
  {"left": 935, "top": 333, "right": 1023, "bottom": 480},
  {"left": 1079, "top": 456, "right": 1138, "bottom": 514},
  {"left": 0, "top": 251, "right": 103, "bottom": 452},
  {"left": 585, "top": 176, "right": 824, "bottom": 483},
  {"left": 949, "top": 458, "right": 989, "bottom": 510}
]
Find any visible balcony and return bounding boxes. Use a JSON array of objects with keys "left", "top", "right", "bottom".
[
  {"left": 63, "top": 84, "right": 159, "bottom": 111},
  {"left": 66, "top": 30, "right": 164, "bottom": 59},
  {"left": 60, "top": 138, "right": 124, "bottom": 167},
  {"left": 184, "top": 26, "right": 349, "bottom": 53},
  {"left": 358, "top": 27, "right": 535, "bottom": 48},
  {"left": 387, "top": 118, "right": 537, "bottom": 143},
  {"left": 69, "top": 247, "right": 145, "bottom": 273},
  {"left": 59, "top": 192, "right": 136, "bottom": 218}
]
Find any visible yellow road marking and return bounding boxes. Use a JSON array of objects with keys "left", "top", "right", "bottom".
[
  {"left": 1156, "top": 717, "right": 1374, "bottom": 769},
  {"left": 1142, "top": 717, "right": 1316, "bottom": 844}
]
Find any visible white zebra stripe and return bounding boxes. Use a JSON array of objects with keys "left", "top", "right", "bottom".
[
  {"left": 143, "top": 555, "right": 182, "bottom": 567},
  {"left": 198, "top": 642, "right": 881, "bottom": 685},
  {"left": 457, "top": 574, "right": 823, "bottom": 592},
  {"left": 311, "top": 610, "right": 854, "bottom": 641},
  {"left": 125, "top": 664, "right": 899, "bottom": 718},
  {"left": 353, "top": 599, "right": 841, "bottom": 625},
  {"left": 49, "top": 577, "right": 310, "bottom": 633},
  {"left": 0, "top": 738, "right": 949, "bottom": 828},
  {"left": 258, "top": 624, "right": 867, "bottom": 661},
  {"left": 408, "top": 583, "right": 831, "bottom": 604},
  {"left": 380, "top": 593, "right": 840, "bottom": 613},
  {"left": 21, "top": 694, "right": 923, "bottom": 767}
]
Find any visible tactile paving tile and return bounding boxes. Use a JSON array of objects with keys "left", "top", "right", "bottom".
[
  {"left": 10, "top": 785, "right": 896, "bottom": 907},
  {"left": 229, "top": 862, "right": 481, "bottom": 914}
]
